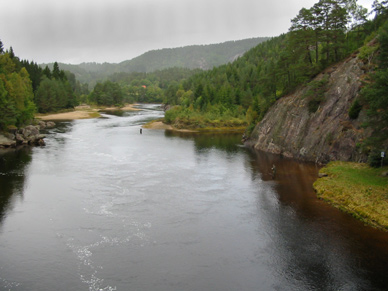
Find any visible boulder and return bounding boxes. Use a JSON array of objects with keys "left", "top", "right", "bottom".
[
  {"left": 0, "top": 134, "right": 16, "bottom": 147},
  {"left": 46, "top": 121, "right": 56, "bottom": 128},
  {"left": 38, "top": 121, "right": 46, "bottom": 130},
  {"left": 1, "top": 123, "right": 50, "bottom": 148}
]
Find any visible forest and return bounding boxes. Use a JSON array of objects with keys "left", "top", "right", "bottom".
[{"left": 0, "top": 43, "right": 89, "bottom": 131}]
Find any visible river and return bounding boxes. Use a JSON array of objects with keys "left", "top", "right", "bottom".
[{"left": 1, "top": 104, "right": 388, "bottom": 291}]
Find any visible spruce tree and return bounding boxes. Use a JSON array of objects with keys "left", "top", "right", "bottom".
[{"left": 52, "top": 62, "right": 60, "bottom": 79}]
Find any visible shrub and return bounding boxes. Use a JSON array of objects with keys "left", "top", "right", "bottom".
[
  {"left": 349, "top": 98, "right": 362, "bottom": 119},
  {"left": 303, "top": 76, "right": 329, "bottom": 113}
]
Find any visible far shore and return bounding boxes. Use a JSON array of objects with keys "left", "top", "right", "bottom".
[
  {"left": 143, "top": 120, "right": 247, "bottom": 134},
  {"left": 36, "top": 104, "right": 141, "bottom": 121},
  {"left": 143, "top": 121, "right": 199, "bottom": 132}
]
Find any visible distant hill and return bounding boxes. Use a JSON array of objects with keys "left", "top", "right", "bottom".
[
  {"left": 41, "top": 37, "right": 269, "bottom": 86},
  {"left": 116, "top": 37, "right": 270, "bottom": 72}
]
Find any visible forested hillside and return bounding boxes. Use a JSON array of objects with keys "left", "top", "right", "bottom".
[
  {"left": 42, "top": 37, "right": 269, "bottom": 86},
  {"left": 116, "top": 37, "right": 270, "bottom": 72},
  {"left": 163, "top": 0, "right": 387, "bottom": 149}
]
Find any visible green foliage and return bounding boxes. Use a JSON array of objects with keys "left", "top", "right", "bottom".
[
  {"left": 348, "top": 98, "right": 362, "bottom": 119},
  {"left": 119, "top": 37, "right": 269, "bottom": 73},
  {"left": 0, "top": 41, "right": 86, "bottom": 128},
  {"left": 20, "top": 60, "right": 80, "bottom": 113},
  {"left": 164, "top": 104, "right": 247, "bottom": 129},
  {"left": 89, "top": 81, "right": 124, "bottom": 106},
  {"left": 111, "top": 67, "right": 201, "bottom": 104},
  {"left": 302, "top": 76, "right": 329, "bottom": 113},
  {"left": 0, "top": 53, "right": 36, "bottom": 129},
  {"left": 35, "top": 77, "right": 75, "bottom": 113},
  {"left": 314, "top": 161, "right": 388, "bottom": 230},
  {"left": 358, "top": 41, "right": 379, "bottom": 64},
  {"left": 164, "top": 106, "right": 182, "bottom": 124},
  {"left": 361, "top": 21, "right": 388, "bottom": 149}
]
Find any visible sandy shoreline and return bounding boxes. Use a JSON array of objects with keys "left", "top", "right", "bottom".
[
  {"left": 36, "top": 104, "right": 141, "bottom": 121},
  {"left": 36, "top": 111, "right": 96, "bottom": 120}
]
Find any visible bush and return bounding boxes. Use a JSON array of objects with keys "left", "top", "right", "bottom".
[
  {"left": 303, "top": 76, "right": 329, "bottom": 113},
  {"left": 164, "top": 106, "right": 182, "bottom": 124},
  {"left": 349, "top": 99, "right": 362, "bottom": 119}
]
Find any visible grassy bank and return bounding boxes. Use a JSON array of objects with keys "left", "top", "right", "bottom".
[
  {"left": 164, "top": 105, "right": 248, "bottom": 132},
  {"left": 143, "top": 119, "right": 246, "bottom": 134},
  {"left": 314, "top": 161, "right": 388, "bottom": 231}
]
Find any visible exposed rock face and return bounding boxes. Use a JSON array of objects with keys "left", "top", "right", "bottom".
[
  {"left": 0, "top": 121, "right": 55, "bottom": 148},
  {"left": 246, "top": 55, "right": 370, "bottom": 164}
]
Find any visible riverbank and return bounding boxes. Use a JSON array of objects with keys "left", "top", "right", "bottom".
[
  {"left": 36, "top": 104, "right": 141, "bottom": 121},
  {"left": 143, "top": 119, "right": 246, "bottom": 133},
  {"left": 143, "top": 120, "right": 198, "bottom": 132},
  {"left": 314, "top": 161, "right": 388, "bottom": 231}
]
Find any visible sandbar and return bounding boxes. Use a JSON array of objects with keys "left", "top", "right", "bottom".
[{"left": 36, "top": 104, "right": 141, "bottom": 121}]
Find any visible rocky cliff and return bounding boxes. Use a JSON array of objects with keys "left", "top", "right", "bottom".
[{"left": 246, "top": 54, "right": 371, "bottom": 164}]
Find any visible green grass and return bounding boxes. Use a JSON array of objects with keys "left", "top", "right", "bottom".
[
  {"left": 164, "top": 105, "right": 248, "bottom": 131},
  {"left": 314, "top": 161, "right": 388, "bottom": 230}
]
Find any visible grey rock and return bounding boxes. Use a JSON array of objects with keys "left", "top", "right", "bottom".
[{"left": 0, "top": 134, "right": 16, "bottom": 147}]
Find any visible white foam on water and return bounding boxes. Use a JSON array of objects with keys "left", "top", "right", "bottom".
[
  {"left": 0, "top": 276, "right": 21, "bottom": 290},
  {"left": 64, "top": 219, "right": 152, "bottom": 291}
]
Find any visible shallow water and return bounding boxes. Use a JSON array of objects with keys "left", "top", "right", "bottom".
[{"left": 1, "top": 104, "right": 388, "bottom": 290}]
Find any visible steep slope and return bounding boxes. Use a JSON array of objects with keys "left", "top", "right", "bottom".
[{"left": 246, "top": 54, "right": 371, "bottom": 164}]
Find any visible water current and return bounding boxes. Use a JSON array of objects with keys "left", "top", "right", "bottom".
[{"left": 1, "top": 104, "right": 388, "bottom": 290}]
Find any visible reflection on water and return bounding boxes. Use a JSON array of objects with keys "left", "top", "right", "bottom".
[
  {"left": 0, "top": 148, "right": 32, "bottom": 225},
  {"left": 165, "top": 130, "right": 242, "bottom": 154},
  {"left": 0, "top": 104, "right": 388, "bottom": 291},
  {"left": 248, "top": 150, "right": 388, "bottom": 290}
]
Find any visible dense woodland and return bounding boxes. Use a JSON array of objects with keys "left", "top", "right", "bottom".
[{"left": 0, "top": 43, "right": 88, "bottom": 130}]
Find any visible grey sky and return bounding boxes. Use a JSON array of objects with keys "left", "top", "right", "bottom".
[{"left": 0, "top": 0, "right": 375, "bottom": 64}]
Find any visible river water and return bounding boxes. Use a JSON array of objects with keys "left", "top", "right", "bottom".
[{"left": 1, "top": 104, "right": 388, "bottom": 291}]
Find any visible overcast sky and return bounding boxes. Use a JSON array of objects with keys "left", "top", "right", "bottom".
[{"left": 0, "top": 0, "right": 375, "bottom": 64}]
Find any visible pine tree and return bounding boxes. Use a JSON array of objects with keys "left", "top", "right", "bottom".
[
  {"left": 43, "top": 66, "right": 51, "bottom": 79},
  {"left": 52, "top": 62, "right": 60, "bottom": 80}
]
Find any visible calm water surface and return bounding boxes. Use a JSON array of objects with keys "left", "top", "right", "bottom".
[{"left": 1, "top": 104, "right": 388, "bottom": 291}]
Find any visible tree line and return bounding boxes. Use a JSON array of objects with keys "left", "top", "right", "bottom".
[
  {"left": 0, "top": 42, "right": 89, "bottom": 130},
  {"left": 87, "top": 67, "right": 202, "bottom": 106}
]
